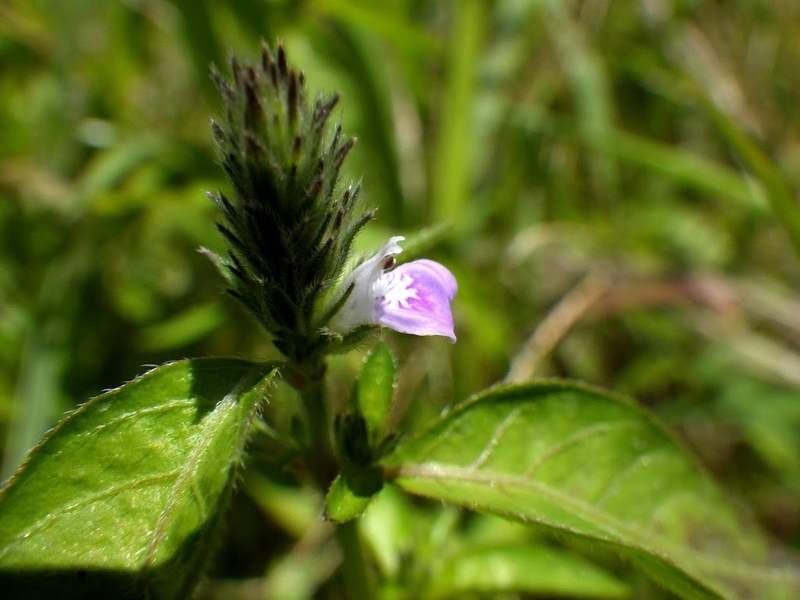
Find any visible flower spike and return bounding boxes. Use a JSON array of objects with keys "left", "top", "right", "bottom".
[{"left": 207, "top": 42, "right": 373, "bottom": 362}]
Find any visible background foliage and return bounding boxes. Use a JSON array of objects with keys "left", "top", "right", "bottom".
[{"left": 2, "top": 0, "right": 800, "bottom": 598}]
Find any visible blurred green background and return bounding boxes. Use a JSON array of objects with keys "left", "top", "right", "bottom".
[{"left": 1, "top": 0, "right": 800, "bottom": 594}]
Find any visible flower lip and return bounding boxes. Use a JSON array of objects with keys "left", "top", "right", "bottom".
[
  {"left": 375, "top": 258, "right": 457, "bottom": 341},
  {"left": 333, "top": 236, "right": 457, "bottom": 341}
]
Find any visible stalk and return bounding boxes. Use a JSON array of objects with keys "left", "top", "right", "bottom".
[{"left": 294, "top": 358, "right": 375, "bottom": 599}]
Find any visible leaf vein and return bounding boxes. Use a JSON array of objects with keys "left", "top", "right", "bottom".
[
  {"left": 470, "top": 407, "right": 523, "bottom": 470},
  {"left": 593, "top": 446, "right": 671, "bottom": 508},
  {"left": 0, "top": 470, "right": 182, "bottom": 560},
  {"left": 72, "top": 400, "right": 197, "bottom": 440},
  {"left": 524, "top": 420, "right": 640, "bottom": 478}
]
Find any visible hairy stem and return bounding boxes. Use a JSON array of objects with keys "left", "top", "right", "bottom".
[
  {"left": 335, "top": 519, "right": 375, "bottom": 600},
  {"left": 296, "top": 358, "right": 337, "bottom": 489},
  {"left": 294, "top": 358, "right": 375, "bottom": 598}
]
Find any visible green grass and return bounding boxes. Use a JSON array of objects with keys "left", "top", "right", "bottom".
[{"left": 1, "top": 1, "right": 799, "bottom": 597}]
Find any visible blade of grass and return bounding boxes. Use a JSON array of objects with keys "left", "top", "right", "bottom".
[
  {"left": 515, "top": 110, "right": 768, "bottom": 213},
  {"left": 431, "top": 0, "right": 485, "bottom": 227},
  {"left": 592, "top": 126, "right": 767, "bottom": 212},
  {"left": 546, "top": 1, "right": 618, "bottom": 204},
  {"left": 321, "top": 0, "right": 439, "bottom": 58},
  {"left": 704, "top": 100, "right": 800, "bottom": 258}
]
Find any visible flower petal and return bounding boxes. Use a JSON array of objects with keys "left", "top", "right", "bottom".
[
  {"left": 333, "top": 236, "right": 404, "bottom": 330},
  {"left": 375, "top": 259, "right": 457, "bottom": 342}
]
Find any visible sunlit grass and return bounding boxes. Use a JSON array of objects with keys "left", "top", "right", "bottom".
[{"left": 1, "top": 1, "right": 799, "bottom": 596}]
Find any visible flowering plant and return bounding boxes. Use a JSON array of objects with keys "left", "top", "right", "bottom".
[{"left": 0, "top": 43, "right": 798, "bottom": 600}]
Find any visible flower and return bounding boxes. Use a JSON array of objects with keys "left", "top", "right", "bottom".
[{"left": 333, "top": 237, "right": 457, "bottom": 341}]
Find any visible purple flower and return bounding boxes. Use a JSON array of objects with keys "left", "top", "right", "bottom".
[{"left": 333, "top": 237, "right": 457, "bottom": 341}]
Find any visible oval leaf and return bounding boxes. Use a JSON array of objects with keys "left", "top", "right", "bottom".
[
  {"left": 354, "top": 341, "right": 396, "bottom": 442},
  {"left": 382, "top": 381, "right": 800, "bottom": 600},
  {"left": 0, "top": 358, "right": 278, "bottom": 600}
]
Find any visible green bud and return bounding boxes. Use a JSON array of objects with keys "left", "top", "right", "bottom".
[
  {"left": 333, "top": 412, "right": 384, "bottom": 498},
  {"left": 205, "top": 42, "right": 374, "bottom": 363}
]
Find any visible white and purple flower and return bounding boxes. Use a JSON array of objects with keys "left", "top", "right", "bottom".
[{"left": 333, "top": 237, "right": 457, "bottom": 342}]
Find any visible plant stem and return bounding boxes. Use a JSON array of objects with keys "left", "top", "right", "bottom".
[
  {"left": 296, "top": 358, "right": 337, "bottom": 489},
  {"left": 293, "top": 357, "right": 375, "bottom": 598},
  {"left": 335, "top": 519, "right": 375, "bottom": 600}
]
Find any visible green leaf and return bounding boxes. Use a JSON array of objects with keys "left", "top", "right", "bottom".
[
  {"left": 325, "top": 474, "right": 373, "bottom": 523},
  {"left": 0, "top": 358, "right": 278, "bottom": 600},
  {"left": 353, "top": 341, "right": 396, "bottom": 443},
  {"left": 426, "top": 543, "right": 630, "bottom": 599},
  {"left": 382, "top": 381, "right": 800, "bottom": 600}
]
